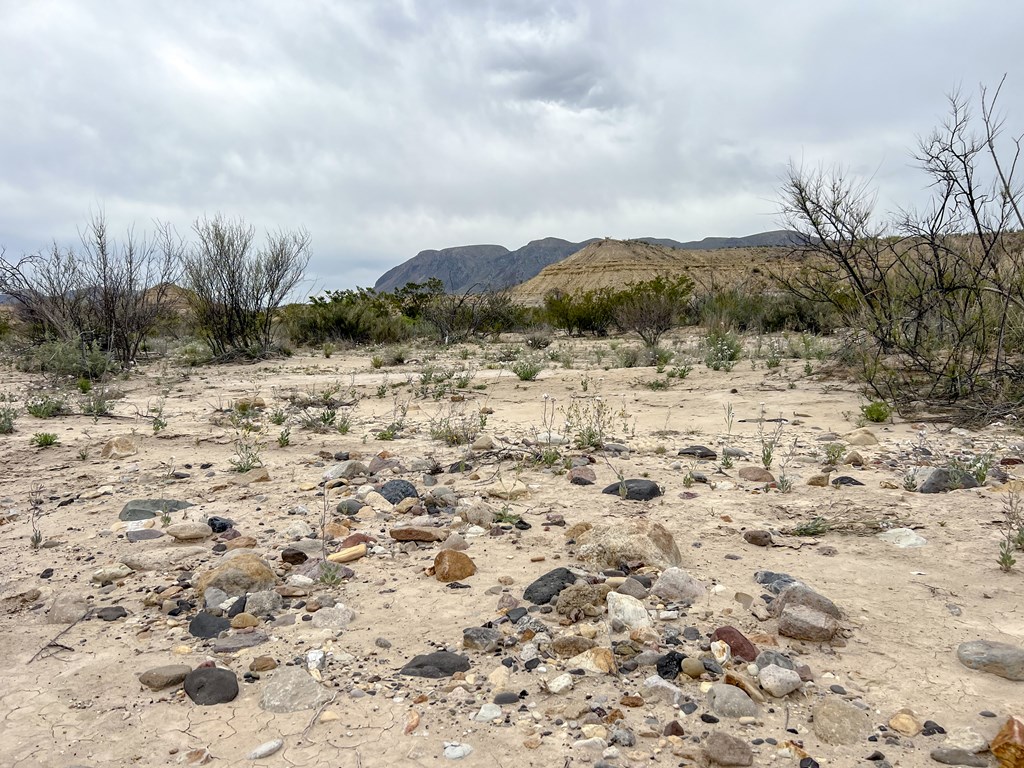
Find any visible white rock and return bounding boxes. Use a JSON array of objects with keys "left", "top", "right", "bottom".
[
  {"left": 473, "top": 703, "right": 502, "bottom": 721},
  {"left": 91, "top": 564, "right": 133, "bottom": 583},
  {"left": 606, "top": 592, "right": 652, "bottom": 631},
  {"left": 643, "top": 674, "right": 684, "bottom": 707},
  {"left": 247, "top": 739, "right": 284, "bottom": 759},
  {"left": 443, "top": 742, "right": 474, "bottom": 760},
  {"left": 758, "top": 664, "right": 803, "bottom": 697},
  {"left": 546, "top": 673, "right": 574, "bottom": 694},
  {"left": 876, "top": 528, "right": 927, "bottom": 548}
]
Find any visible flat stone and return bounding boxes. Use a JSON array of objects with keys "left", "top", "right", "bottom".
[
  {"left": 711, "top": 626, "right": 758, "bottom": 662},
  {"left": 811, "top": 697, "right": 870, "bottom": 745},
  {"left": 651, "top": 567, "right": 706, "bottom": 603},
  {"left": 310, "top": 605, "right": 356, "bottom": 629},
  {"left": 399, "top": 651, "right": 470, "bottom": 679},
  {"left": 738, "top": 467, "right": 775, "bottom": 483},
  {"left": 601, "top": 479, "right": 662, "bottom": 501},
  {"left": 380, "top": 479, "right": 418, "bottom": 504},
  {"left": 189, "top": 611, "right": 230, "bottom": 639},
  {"left": 390, "top": 526, "right": 448, "bottom": 542},
  {"left": 259, "top": 667, "right": 333, "bottom": 712},
  {"left": 523, "top": 567, "right": 577, "bottom": 605},
  {"left": 956, "top": 639, "right": 1024, "bottom": 681},
  {"left": 770, "top": 584, "right": 841, "bottom": 618},
  {"left": 126, "top": 529, "right": 164, "bottom": 543},
  {"left": 877, "top": 527, "right": 927, "bottom": 548},
  {"left": 703, "top": 731, "right": 753, "bottom": 766},
  {"left": 212, "top": 631, "right": 269, "bottom": 653},
  {"left": 706, "top": 684, "right": 758, "bottom": 718},
  {"left": 166, "top": 522, "right": 213, "bottom": 541},
  {"left": 139, "top": 664, "right": 191, "bottom": 690},
  {"left": 679, "top": 445, "right": 717, "bottom": 459},
  {"left": 119, "top": 498, "right": 192, "bottom": 522},
  {"left": 91, "top": 564, "right": 133, "bottom": 584},
  {"left": 778, "top": 604, "right": 839, "bottom": 641},
  {"left": 929, "top": 747, "right": 988, "bottom": 767},
  {"left": 184, "top": 667, "right": 238, "bottom": 705},
  {"left": 96, "top": 605, "right": 128, "bottom": 621}
]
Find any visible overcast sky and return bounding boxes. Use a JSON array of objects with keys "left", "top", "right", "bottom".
[{"left": 2, "top": 1, "right": 1022, "bottom": 292}]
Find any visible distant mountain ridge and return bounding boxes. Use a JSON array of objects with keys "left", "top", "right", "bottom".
[{"left": 373, "top": 230, "right": 801, "bottom": 294}]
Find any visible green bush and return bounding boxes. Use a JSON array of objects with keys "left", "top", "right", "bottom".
[
  {"left": 31, "top": 432, "right": 58, "bottom": 447},
  {"left": 26, "top": 395, "right": 67, "bottom": 419},
  {"left": 861, "top": 400, "right": 892, "bottom": 423},
  {"left": 511, "top": 357, "right": 544, "bottom": 381},
  {"left": 702, "top": 328, "right": 743, "bottom": 371}
]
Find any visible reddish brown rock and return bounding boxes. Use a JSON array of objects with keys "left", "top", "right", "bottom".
[
  {"left": 433, "top": 550, "right": 476, "bottom": 582},
  {"left": 737, "top": 467, "right": 775, "bottom": 483},
  {"left": 568, "top": 466, "right": 596, "bottom": 486},
  {"left": 341, "top": 532, "right": 375, "bottom": 548},
  {"left": 390, "top": 526, "right": 449, "bottom": 542},
  {"left": 712, "top": 626, "right": 759, "bottom": 662}
]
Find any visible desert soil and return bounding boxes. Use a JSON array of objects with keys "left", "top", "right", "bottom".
[{"left": 0, "top": 333, "right": 1021, "bottom": 768}]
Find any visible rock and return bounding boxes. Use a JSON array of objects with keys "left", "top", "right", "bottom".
[
  {"left": 566, "top": 647, "right": 617, "bottom": 675},
  {"left": 189, "top": 611, "right": 231, "bottom": 639},
  {"left": 523, "top": 567, "right": 577, "bottom": 605},
  {"left": 575, "top": 520, "right": 682, "bottom": 570},
  {"left": 943, "top": 726, "right": 989, "bottom": 754},
  {"left": 463, "top": 627, "right": 502, "bottom": 652},
  {"left": 656, "top": 651, "right": 685, "bottom": 680},
  {"left": 743, "top": 530, "right": 772, "bottom": 547},
  {"left": 601, "top": 479, "right": 662, "bottom": 501},
  {"left": 250, "top": 656, "right": 278, "bottom": 672},
  {"left": 552, "top": 635, "right": 597, "bottom": 657},
  {"left": 956, "top": 640, "right": 1024, "bottom": 681},
  {"left": 711, "top": 626, "right": 758, "bottom": 662},
  {"left": 390, "top": 526, "right": 449, "bottom": 542},
  {"left": 120, "top": 546, "right": 207, "bottom": 572},
  {"left": 91, "top": 564, "right": 133, "bottom": 584},
  {"left": 443, "top": 742, "right": 474, "bottom": 760},
  {"left": 195, "top": 553, "right": 278, "bottom": 598},
  {"left": 336, "top": 498, "right": 365, "bottom": 515},
  {"left": 831, "top": 475, "right": 864, "bottom": 486},
  {"left": 310, "top": 605, "right": 355, "bottom": 629},
  {"left": 399, "top": 651, "right": 471, "bottom": 679},
  {"left": 281, "top": 547, "right": 308, "bottom": 565},
  {"left": 917, "top": 467, "right": 980, "bottom": 493},
  {"left": 991, "top": 715, "right": 1024, "bottom": 768},
  {"left": 96, "top": 605, "right": 127, "bottom": 621},
  {"left": 471, "top": 434, "right": 495, "bottom": 451},
  {"left": 758, "top": 664, "right": 802, "bottom": 697},
  {"left": 230, "top": 612, "right": 259, "bottom": 629},
  {"left": 567, "top": 466, "right": 596, "bottom": 485},
  {"left": 119, "top": 498, "right": 192, "bottom": 522},
  {"left": 929, "top": 747, "right": 988, "bottom": 766},
  {"left": 811, "top": 697, "right": 870, "bottom": 745},
  {"left": 327, "top": 543, "right": 367, "bottom": 563},
  {"left": 679, "top": 445, "right": 717, "bottom": 459},
  {"left": 703, "top": 731, "right": 754, "bottom": 766},
  {"left": 260, "top": 667, "right": 333, "bottom": 712},
  {"left": 738, "top": 467, "right": 775, "bottom": 483},
  {"left": 380, "top": 479, "right": 418, "bottom": 504},
  {"left": 183, "top": 667, "right": 239, "bottom": 705},
  {"left": 474, "top": 703, "right": 502, "bottom": 721},
  {"left": 616, "top": 576, "right": 649, "bottom": 599},
  {"left": 770, "top": 584, "right": 841, "bottom": 618},
  {"left": 844, "top": 427, "right": 879, "bottom": 446},
  {"left": 806, "top": 473, "right": 831, "bottom": 487},
  {"left": 888, "top": 708, "right": 923, "bottom": 736},
  {"left": 877, "top": 528, "right": 927, "bottom": 547},
  {"left": 126, "top": 529, "right": 164, "bottom": 543},
  {"left": 707, "top": 684, "right": 758, "bottom": 718},
  {"left": 546, "top": 673, "right": 574, "bottom": 694},
  {"left": 644, "top": 674, "right": 684, "bottom": 706},
  {"left": 607, "top": 592, "right": 652, "bottom": 631},
  {"left": 231, "top": 467, "right": 270, "bottom": 484},
  {"left": 323, "top": 460, "right": 369, "bottom": 481},
  {"left": 245, "top": 590, "right": 282, "bottom": 617},
  {"left": 207, "top": 516, "right": 233, "bottom": 533},
  {"left": 434, "top": 550, "right": 476, "bottom": 582},
  {"left": 651, "top": 567, "right": 706, "bottom": 602},
  {"left": 682, "top": 657, "right": 706, "bottom": 679},
  {"left": 441, "top": 532, "right": 469, "bottom": 551},
  {"left": 247, "top": 740, "right": 284, "bottom": 760},
  {"left": 778, "top": 604, "right": 839, "bottom": 642},
  {"left": 102, "top": 436, "right": 138, "bottom": 459},
  {"left": 212, "top": 631, "right": 269, "bottom": 654},
  {"left": 138, "top": 664, "right": 191, "bottom": 690},
  {"left": 166, "top": 522, "right": 213, "bottom": 541}
]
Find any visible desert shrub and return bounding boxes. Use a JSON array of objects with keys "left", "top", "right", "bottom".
[
  {"left": 702, "top": 328, "right": 743, "bottom": 371},
  {"left": 16, "top": 339, "right": 116, "bottom": 379},
  {"left": 861, "top": 400, "right": 892, "bottom": 423},
  {"left": 0, "top": 394, "right": 17, "bottom": 434},
  {"left": 543, "top": 289, "right": 616, "bottom": 337},
  {"left": 26, "top": 394, "right": 67, "bottom": 418},
  {"left": 511, "top": 357, "right": 544, "bottom": 381},
  {"left": 31, "top": 432, "right": 58, "bottom": 447},
  {"left": 612, "top": 274, "right": 693, "bottom": 347}
]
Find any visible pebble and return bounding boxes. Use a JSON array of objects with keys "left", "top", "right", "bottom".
[
  {"left": 474, "top": 703, "right": 502, "bottom": 721},
  {"left": 247, "top": 739, "right": 284, "bottom": 759},
  {"left": 443, "top": 742, "right": 473, "bottom": 760}
]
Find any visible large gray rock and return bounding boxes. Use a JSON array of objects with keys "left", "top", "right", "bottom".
[
  {"left": 778, "top": 604, "right": 839, "bottom": 642},
  {"left": 119, "top": 498, "right": 192, "bottom": 522},
  {"left": 758, "top": 664, "right": 802, "bottom": 697},
  {"left": 651, "top": 567, "right": 706, "bottom": 603},
  {"left": 463, "top": 627, "right": 502, "bottom": 652},
  {"left": 48, "top": 593, "right": 89, "bottom": 624},
  {"left": 310, "top": 605, "right": 356, "bottom": 629},
  {"left": 323, "top": 461, "right": 369, "bottom": 481},
  {"left": 575, "top": 520, "right": 682, "bottom": 570},
  {"left": 811, "top": 698, "right": 870, "bottom": 745},
  {"left": 956, "top": 639, "right": 1024, "bottom": 681},
  {"left": 259, "top": 667, "right": 333, "bottom": 712},
  {"left": 245, "top": 590, "right": 283, "bottom": 617},
  {"left": 770, "top": 585, "right": 841, "bottom": 619},
  {"left": 703, "top": 731, "right": 753, "bottom": 766},
  {"left": 139, "top": 664, "right": 191, "bottom": 691},
  {"left": 184, "top": 667, "right": 238, "bottom": 705},
  {"left": 706, "top": 684, "right": 758, "bottom": 718},
  {"left": 606, "top": 592, "right": 652, "bottom": 631},
  {"left": 917, "top": 467, "right": 980, "bottom": 493}
]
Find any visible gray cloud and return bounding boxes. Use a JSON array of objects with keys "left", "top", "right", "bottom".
[{"left": 2, "top": 0, "right": 1022, "bottom": 290}]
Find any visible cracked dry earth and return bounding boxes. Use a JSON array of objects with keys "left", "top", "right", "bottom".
[{"left": 0, "top": 337, "right": 1022, "bottom": 768}]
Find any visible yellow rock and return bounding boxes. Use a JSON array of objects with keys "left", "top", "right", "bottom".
[
  {"left": 230, "top": 612, "right": 260, "bottom": 629},
  {"left": 888, "top": 708, "right": 922, "bottom": 736},
  {"left": 172, "top": 645, "right": 192, "bottom": 655},
  {"left": 327, "top": 542, "right": 367, "bottom": 563},
  {"left": 319, "top": 710, "right": 341, "bottom": 723}
]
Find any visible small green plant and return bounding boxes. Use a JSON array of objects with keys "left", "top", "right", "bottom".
[
  {"left": 861, "top": 400, "right": 892, "bottom": 423},
  {"left": 322, "top": 342, "right": 335, "bottom": 358},
  {"left": 230, "top": 435, "right": 264, "bottom": 472},
  {"left": 26, "top": 395, "right": 66, "bottom": 419},
  {"left": 511, "top": 357, "right": 544, "bottom": 381},
  {"left": 160, "top": 510, "right": 172, "bottom": 527},
  {"left": 370, "top": 354, "right": 384, "bottom": 369},
  {"left": 0, "top": 394, "right": 17, "bottom": 434},
  {"left": 337, "top": 410, "right": 352, "bottom": 435},
  {"left": 824, "top": 443, "right": 846, "bottom": 466},
  {"left": 376, "top": 383, "right": 388, "bottom": 398},
  {"left": 299, "top": 407, "right": 337, "bottom": 433},
  {"left": 77, "top": 447, "right": 89, "bottom": 460},
  {"left": 318, "top": 561, "right": 346, "bottom": 586},
  {"left": 277, "top": 427, "right": 291, "bottom": 447},
  {"left": 998, "top": 491, "right": 1023, "bottom": 572},
  {"left": 31, "top": 432, "right": 59, "bottom": 448},
  {"left": 667, "top": 362, "right": 692, "bottom": 379},
  {"left": 756, "top": 404, "right": 785, "bottom": 469},
  {"left": 776, "top": 474, "right": 793, "bottom": 493},
  {"left": 764, "top": 339, "right": 783, "bottom": 368},
  {"left": 792, "top": 516, "right": 829, "bottom": 536},
  {"left": 494, "top": 506, "right": 521, "bottom": 524},
  {"left": 682, "top": 472, "right": 694, "bottom": 488},
  {"left": 152, "top": 416, "right": 167, "bottom": 433},
  {"left": 702, "top": 328, "right": 742, "bottom": 371},
  {"left": 269, "top": 408, "right": 286, "bottom": 426},
  {"left": 902, "top": 470, "right": 918, "bottom": 491},
  {"left": 77, "top": 377, "right": 93, "bottom": 393}
]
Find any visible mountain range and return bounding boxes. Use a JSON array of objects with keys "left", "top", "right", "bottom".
[{"left": 373, "top": 230, "right": 801, "bottom": 294}]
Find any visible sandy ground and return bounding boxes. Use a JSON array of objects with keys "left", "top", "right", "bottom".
[{"left": 0, "top": 332, "right": 1021, "bottom": 768}]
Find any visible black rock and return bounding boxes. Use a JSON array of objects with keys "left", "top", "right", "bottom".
[
  {"left": 334, "top": 451, "right": 350, "bottom": 461},
  {"left": 702, "top": 659, "right": 724, "bottom": 676},
  {"left": 979, "top": 710, "right": 997, "bottom": 718},
  {"left": 336, "top": 498, "right": 364, "bottom": 515},
  {"left": 831, "top": 476, "right": 865, "bottom": 487},
  {"left": 226, "top": 597, "right": 246, "bottom": 618},
  {"left": 700, "top": 713, "right": 719, "bottom": 723},
  {"left": 380, "top": 479, "right": 418, "bottom": 505},
  {"left": 507, "top": 607, "right": 528, "bottom": 623},
  {"left": 754, "top": 570, "right": 801, "bottom": 594},
  {"left": 118, "top": 498, "right": 192, "bottom": 522},
  {"left": 681, "top": 701, "right": 698, "bottom": 715},
  {"left": 281, "top": 547, "right": 308, "bottom": 565},
  {"left": 523, "top": 568, "right": 577, "bottom": 605},
  {"left": 678, "top": 445, "right": 717, "bottom": 460},
  {"left": 398, "top": 651, "right": 471, "bottom": 679},
  {"left": 39, "top": 568, "right": 53, "bottom": 579},
  {"left": 96, "top": 606, "right": 127, "bottom": 621},
  {"left": 448, "top": 460, "right": 473, "bottom": 473},
  {"left": 126, "top": 529, "right": 164, "bottom": 543},
  {"left": 494, "top": 691, "right": 519, "bottom": 705},
  {"left": 799, "top": 759, "right": 820, "bottom": 768},
  {"left": 183, "top": 667, "right": 239, "bottom": 705},
  {"left": 829, "top": 684, "right": 847, "bottom": 694},
  {"left": 206, "top": 516, "right": 234, "bottom": 533},
  {"left": 656, "top": 651, "right": 686, "bottom": 680},
  {"left": 189, "top": 611, "right": 230, "bottom": 639},
  {"left": 866, "top": 752, "right": 886, "bottom": 761},
  {"left": 601, "top": 479, "right": 662, "bottom": 501},
  {"left": 513, "top": 519, "right": 531, "bottom": 530}
]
